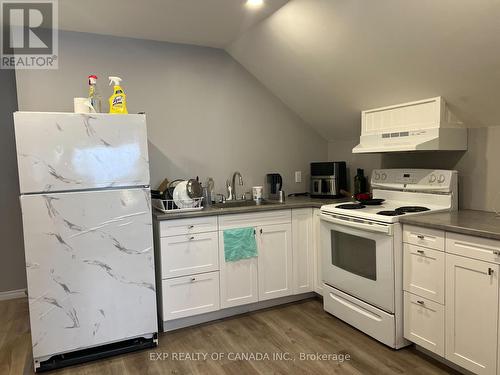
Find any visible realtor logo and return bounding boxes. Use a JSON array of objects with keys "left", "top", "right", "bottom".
[{"left": 1, "top": 0, "right": 58, "bottom": 69}]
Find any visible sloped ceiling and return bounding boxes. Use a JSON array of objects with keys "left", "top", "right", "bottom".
[
  {"left": 228, "top": 0, "right": 500, "bottom": 140},
  {"left": 58, "top": 0, "right": 289, "bottom": 48}
]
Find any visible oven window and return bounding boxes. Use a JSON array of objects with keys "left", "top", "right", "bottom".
[{"left": 331, "top": 231, "right": 377, "bottom": 281}]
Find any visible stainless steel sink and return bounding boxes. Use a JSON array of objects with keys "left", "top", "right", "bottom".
[{"left": 212, "top": 200, "right": 279, "bottom": 209}]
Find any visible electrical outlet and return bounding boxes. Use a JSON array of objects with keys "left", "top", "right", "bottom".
[{"left": 295, "top": 171, "right": 302, "bottom": 183}]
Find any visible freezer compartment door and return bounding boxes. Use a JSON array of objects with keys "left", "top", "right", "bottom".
[
  {"left": 14, "top": 112, "right": 150, "bottom": 193},
  {"left": 20, "top": 188, "right": 157, "bottom": 360}
]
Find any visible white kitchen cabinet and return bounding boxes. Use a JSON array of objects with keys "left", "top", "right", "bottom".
[
  {"left": 258, "top": 223, "right": 293, "bottom": 301},
  {"left": 157, "top": 209, "right": 311, "bottom": 329},
  {"left": 161, "top": 271, "right": 220, "bottom": 321},
  {"left": 404, "top": 292, "right": 444, "bottom": 357},
  {"left": 312, "top": 208, "right": 323, "bottom": 295},
  {"left": 218, "top": 230, "right": 259, "bottom": 309},
  {"left": 219, "top": 211, "right": 292, "bottom": 308},
  {"left": 445, "top": 253, "right": 499, "bottom": 375},
  {"left": 403, "top": 244, "right": 444, "bottom": 303},
  {"left": 160, "top": 231, "right": 219, "bottom": 279},
  {"left": 156, "top": 216, "right": 221, "bottom": 325},
  {"left": 292, "top": 209, "right": 314, "bottom": 294}
]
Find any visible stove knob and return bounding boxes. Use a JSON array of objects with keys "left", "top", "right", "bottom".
[
  {"left": 374, "top": 172, "right": 381, "bottom": 180},
  {"left": 381, "top": 173, "right": 387, "bottom": 181},
  {"left": 429, "top": 174, "right": 437, "bottom": 183},
  {"left": 438, "top": 174, "right": 446, "bottom": 183}
]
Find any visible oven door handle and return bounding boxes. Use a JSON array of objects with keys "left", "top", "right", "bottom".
[{"left": 320, "top": 213, "right": 392, "bottom": 235}]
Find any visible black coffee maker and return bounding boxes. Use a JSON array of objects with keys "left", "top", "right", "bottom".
[{"left": 266, "top": 173, "right": 283, "bottom": 199}]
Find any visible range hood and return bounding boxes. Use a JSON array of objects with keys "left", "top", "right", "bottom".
[{"left": 352, "top": 97, "right": 467, "bottom": 154}]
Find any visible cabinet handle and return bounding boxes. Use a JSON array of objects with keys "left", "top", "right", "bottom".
[
  {"left": 417, "top": 235, "right": 425, "bottom": 240},
  {"left": 493, "top": 251, "right": 500, "bottom": 256},
  {"left": 260, "top": 228, "right": 263, "bottom": 234},
  {"left": 190, "top": 277, "right": 196, "bottom": 282},
  {"left": 416, "top": 300, "right": 425, "bottom": 305},
  {"left": 188, "top": 236, "right": 195, "bottom": 240},
  {"left": 416, "top": 249, "right": 425, "bottom": 254},
  {"left": 488, "top": 268, "right": 494, "bottom": 276},
  {"left": 188, "top": 225, "right": 194, "bottom": 229}
]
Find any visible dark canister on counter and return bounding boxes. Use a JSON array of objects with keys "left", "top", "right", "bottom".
[{"left": 353, "top": 168, "right": 367, "bottom": 195}]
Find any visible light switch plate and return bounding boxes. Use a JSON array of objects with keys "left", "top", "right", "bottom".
[{"left": 295, "top": 171, "right": 302, "bottom": 183}]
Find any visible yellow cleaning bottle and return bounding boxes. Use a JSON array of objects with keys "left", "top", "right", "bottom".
[{"left": 108, "top": 76, "right": 128, "bottom": 114}]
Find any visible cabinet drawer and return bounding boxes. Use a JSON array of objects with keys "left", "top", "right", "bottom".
[
  {"left": 159, "top": 216, "right": 218, "bottom": 237},
  {"left": 161, "top": 272, "right": 220, "bottom": 321},
  {"left": 218, "top": 210, "right": 291, "bottom": 230},
  {"left": 403, "top": 225, "right": 444, "bottom": 251},
  {"left": 403, "top": 244, "right": 444, "bottom": 303},
  {"left": 446, "top": 232, "right": 500, "bottom": 264},
  {"left": 160, "top": 232, "right": 219, "bottom": 279},
  {"left": 404, "top": 292, "right": 444, "bottom": 357}
]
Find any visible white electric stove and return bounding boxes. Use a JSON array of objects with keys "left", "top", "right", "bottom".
[{"left": 320, "top": 169, "right": 458, "bottom": 348}]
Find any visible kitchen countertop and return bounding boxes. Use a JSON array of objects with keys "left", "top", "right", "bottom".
[
  {"left": 153, "top": 196, "right": 347, "bottom": 221},
  {"left": 400, "top": 209, "right": 500, "bottom": 241}
]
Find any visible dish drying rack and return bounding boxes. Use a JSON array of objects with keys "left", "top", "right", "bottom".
[{"left": 152, "top": 197, "right": 204, "bottom": 213}]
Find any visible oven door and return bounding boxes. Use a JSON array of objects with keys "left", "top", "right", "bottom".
[{"left": 320, "top": 213, "right": 395, "bottom": 313}]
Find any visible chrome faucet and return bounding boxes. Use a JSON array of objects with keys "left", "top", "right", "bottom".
[{"left": 228, "top": 171, "right": 243, "bottom": 200}]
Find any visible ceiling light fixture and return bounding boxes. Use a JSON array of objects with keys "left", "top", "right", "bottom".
[{"left": 246, "top": 0, "right": 264, "bottom": 8}]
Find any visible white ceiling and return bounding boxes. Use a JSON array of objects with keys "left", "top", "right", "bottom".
[
  {"left": 58, "top": 0, "right": 289, "bottom": 48},
  {"left": 228, "top": 0, "right": 500, "bottom": 140}
]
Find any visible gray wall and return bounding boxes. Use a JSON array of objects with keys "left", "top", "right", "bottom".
[
  {"left": 328, "top": 127, "right": 500, "bottom": 212},
  {"left": 0, "top": 70, "right": 25, "bottom": 293},
  {"left": 16, "top": 31, "right": 327, "bottom": 198},
  {"left": 7, "top": 32, "right": 327, "bottom": 293}
]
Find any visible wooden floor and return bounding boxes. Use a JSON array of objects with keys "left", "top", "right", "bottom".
[{"left": 0, "top": 297, "right": 457, "bottom": 375}]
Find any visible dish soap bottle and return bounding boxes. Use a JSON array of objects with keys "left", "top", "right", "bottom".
[
  {"left": 108, "top": 76, "right": 128, "bottom": 114},
  {"left": 88, "top": 75, "right": 102, "bottom": 113},
  {"left": 353, "top": 168, "right": 367, "bottom": 195}
]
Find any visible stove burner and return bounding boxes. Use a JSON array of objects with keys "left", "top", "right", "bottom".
[
  {"left": 377, "top": 210, "right": 405, "bottom": 216},
  {"left": 337, "top": 203, "right": 366, "bottom": 210},
  {"left": 358, "top": 198, "right": 385, "bottom": 206},
  {"left": 396, "top": 206, "right": 430, "bottom": 213}
]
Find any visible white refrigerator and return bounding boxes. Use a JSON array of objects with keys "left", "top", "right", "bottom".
[{"left": 14, "top": 112, "right": 158, "bottom": 371}]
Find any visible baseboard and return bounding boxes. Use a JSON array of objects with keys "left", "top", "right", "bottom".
[
  {"left": 0, "top": 288, "right": 27, "bottom": 301},
  {"left": 162, "top": 292, "right": 317, "bottom": 332},
  {"left": 415, "top": 345, "right": 473, "bottom": 375}
]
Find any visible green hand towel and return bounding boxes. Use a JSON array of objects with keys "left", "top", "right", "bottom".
[{"left": 223, "top": 227, "right": 258, "bottom": 262}]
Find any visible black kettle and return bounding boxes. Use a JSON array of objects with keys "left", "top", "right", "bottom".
[{"left": 266, "top": 173, "right": 283, "bottom": 194}]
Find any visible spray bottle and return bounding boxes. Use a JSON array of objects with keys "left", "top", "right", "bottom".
[
  {"left": 88, "top": 75, "right": 102, "bottom": 113},
  {"left": 108, "top": 76, "right": 128, "bottom": 114}
]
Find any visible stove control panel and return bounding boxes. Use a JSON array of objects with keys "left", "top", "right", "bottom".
[{"left": 371, "top": 169, "right": 457, "bottom": 192}]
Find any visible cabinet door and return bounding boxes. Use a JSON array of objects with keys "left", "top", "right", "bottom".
[
  {"left": 292, "top": 209, "right": 314, "bottom": 294},
  {"left": 258, "top": 223, "right": 293, "bottom": 301},
  {"left": 312, "top": 208, "right": 323, "bottom": 295},
  {"left": 218, "top": 230, "right": 258, "bottom": 308},
  {"left": 445, "top": 254, "right": 499, "bottom": 375}
]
